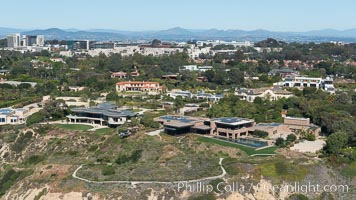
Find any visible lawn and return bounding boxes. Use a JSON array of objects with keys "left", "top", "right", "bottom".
[
  {"left": 95, "top": 128, "right": 113, "bottom": 135},
  {"left": 197, "top": 136, "right": 277, "bottom": 156},
  {"left": 55, "top": 124, "right": 93, "bottom": 131}
]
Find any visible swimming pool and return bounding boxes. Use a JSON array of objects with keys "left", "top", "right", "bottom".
[{"left": 214, "top": 136, "right": 268, "bottom": 148}]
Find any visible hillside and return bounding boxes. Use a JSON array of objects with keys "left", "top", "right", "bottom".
[{"left": 0, "top": 124, "right": 353, "bottom": 199}]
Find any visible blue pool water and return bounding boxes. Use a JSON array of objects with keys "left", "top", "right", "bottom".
[{"left": 214, "top": 136, "right": 268, "bottom": 148}]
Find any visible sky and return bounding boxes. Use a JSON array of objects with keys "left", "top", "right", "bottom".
[{"left": 1, "top": 0, "right": 356, "bottom": 31}]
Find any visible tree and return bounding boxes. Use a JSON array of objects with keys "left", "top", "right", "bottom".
[
  {"left": 287, "top": 134, "right": 297, "bottom": 142},
  {"left": 102, "top": 166, "right": 115, "bottom": 176},
  {"left": 106, "top": 92, "right": 119, "bottom": 101},
  {"left": 174, "top": 96, "right": 185, "bottom": 114},
  {"left": 251, "top": 130, "right": 269, "bottom": 138},
  {"left": 325, "top": 131, "right": 348, "bottom": 155},
  {"left": 26, "top": 112, "right": 45, "bottom": 126},
  {"left": 140, "top": 112, "right": 160, "bottom": 128},
  {"left": 18, "top": 83, "right": 32, "bottom": 89},
  {"left": 151, "top": 39, "right": 161, "bottom": 47},
  {"left": 332, "top": 119, "right": 356, "bottom": 146},
  {"left": 276, "top": 137, "right": 285, "bottom": 147}
]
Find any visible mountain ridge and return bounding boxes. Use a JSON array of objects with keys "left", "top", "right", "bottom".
[{"left": 1, "top": 27, "right": 356, "bottom": 42}]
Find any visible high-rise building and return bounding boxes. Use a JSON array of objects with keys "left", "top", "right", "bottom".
[
  {"left": 36, "top": 35, "right": 45, "bottom": 46},
  {"left": 7, "top": 33, "right": 20, "bottom": 48},
  {"left": 23, "top": 35, "right": 37, "bottom": 46},
  {"left": 67, "top": 40, "right": 89, "bottom": 50}
]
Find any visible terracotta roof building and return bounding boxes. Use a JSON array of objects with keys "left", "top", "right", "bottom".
[{"left": 116, "top": 81, "right": 162, "bottom": 94}]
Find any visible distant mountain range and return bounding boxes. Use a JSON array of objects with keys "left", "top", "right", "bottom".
[{"left": 1, "top": 27, "right": 356, "bottom": 42}]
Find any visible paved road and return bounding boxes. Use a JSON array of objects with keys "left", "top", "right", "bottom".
[
  {"left": 72, "top": 158, "right": 226, "bottom": 186},
  {"left": 24, "top": 102, "right": 42, "bottom": 116}
]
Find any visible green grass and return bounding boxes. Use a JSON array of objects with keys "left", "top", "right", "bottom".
[
  {"left": 253, "top": 146, "right": 278, "bottom": 154},
  {"left": 95, "top": 128, "right": 112, "bottom": 135},
  {"left": 55, "top": 124, "right": 93, "bottom": 131},
  {"left": 341, "top": 161, "right": 356, "bottom": 178},
  {"left": 258, "top": 160, "right": 308, "bottom": 182},
  {"left": 197, "top": 136, "right": 277, "bottom": 156}
]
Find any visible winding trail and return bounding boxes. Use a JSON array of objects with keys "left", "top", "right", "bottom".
[
  {"left": 250, "top": 154, "right": 276, "bottom": 157},
  {"left": 72, "top": 158, "right": 226, "bottom": 186}
]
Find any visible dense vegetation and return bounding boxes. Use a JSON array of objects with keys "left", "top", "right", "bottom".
[{"left": 0, "top": 38, "right": 355, "bottom": 198}]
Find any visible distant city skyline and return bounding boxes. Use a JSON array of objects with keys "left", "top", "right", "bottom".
[{"left": 1, "top": 0, "right": 356, "bottom": 32}]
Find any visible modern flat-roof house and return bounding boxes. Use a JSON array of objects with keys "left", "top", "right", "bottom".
[
  {"left": 0, "top": 107, "right": 30, "bottom": 125},
  {"left": 68, "top": 86, "right": 87, "bottom": 92},
  {"left": 0, "top": 70, "right": 10, "bottom": 76},
  {"left": 167, "top": 90, "right": 193, "bottom": 99},
  {"left": 116, "top": 81, "right": 162, "bottom": 94},
  {"left": 235, "top": 87, "right": 293, "bottom": 102},
  {"left": 275, "top": 75, "right": 335, "bottom": 93},
  {"left": 195, "top": 91, "right": 224, "bottom": 102},
  {"left": 209, "top": 117, "right": 255, "bottom": 139},
  {"left": 154, "top": 115, "right": 210, "bottom": 135},
  {"left": 283, "top": 116, "right": 321, "bottom": 136},
  {"left": 252, "top": 123, "right": 290, "bottom": 138},
  {"left": 166, "top": 90, "right": 223, "bottom": 102},
  {"left": 251, "top": 117, "right": 321, "bottom": 138},
  {"left": 179, "top": 65, "right": 213, "bottom": 72},
  {"left": 161, "top": 74, "right": 178, "bottom": 80},
  {"left": 67, "top": 102, "right": 137, "bottom": 127}
]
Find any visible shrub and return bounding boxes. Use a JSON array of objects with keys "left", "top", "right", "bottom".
[
  {"left": 115, "top": 149, "right": 143, "bottom": 164},
  {"left": 275, "top": 161, "right": 288, "bottom": 175},
  {"left": 11, "top": 131, "right": 33, "bottom": 153},
  {"left": 102, "top": 166, "right": 115, "bottom": 176},
  {"left": 275, "top": 137, "right": 285, "bottom": 147},
  {"left": 25, "top": 155, "right": 45, "bottom": 165},
  {"left": 26, "top": 112, "right": 45, "bottom": 126},
  {"left": 305, "top": 133, "right": 316, "bottom": 141},
  {"left": 188, "top": 193, "right": 216, "bottom": 200},
  {"left": 251, "top": 130, "right": 269, "bottom": 138},
  {"left": 209, "top": 178, "right": 225, "bottom": 193},
  {"left": 0, "top": 169, "right": 32, "bottom": 197},
  {"left": 288, "top": 193, "right": 309, "bottom": 200},
  {"left": 287, "top": 134, "right": 297, "bottom": 142},
  {"left": 34, "top": 188, "right": 47, "bottom": 200}
]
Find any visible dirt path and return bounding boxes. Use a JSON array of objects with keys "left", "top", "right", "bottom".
[
  {"left": 72, "top": 158, "right": 226, "bottom": 186},
  {"left": 145, "top": 129, "right": 163, "bottom": 141}
]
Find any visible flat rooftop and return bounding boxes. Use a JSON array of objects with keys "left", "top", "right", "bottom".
[
  {"left": 211, "top": 117, "right": 254, "bottom": 125},
  {"left": 256, "top": 123, "right": 282, "bottom": 127},
  {"left": 158, "top": 115, "right": 196, "bottom": 123},
  {"left": 285, "top": 116, "right": 309, "bottom": 120},
  {"left": 71, "top": 103, "right": 135, "bottom": 118}
]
